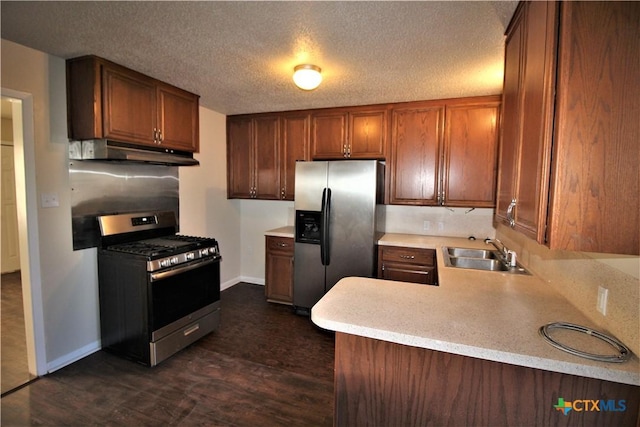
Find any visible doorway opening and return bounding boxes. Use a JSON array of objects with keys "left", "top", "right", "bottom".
[{"left": 1, "top": 91, "right": 46, "bottom": 395}]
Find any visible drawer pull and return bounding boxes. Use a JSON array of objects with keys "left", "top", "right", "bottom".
[
  {"left": 399, "top": 255, "right": 415, "bottom": 259},
  {"left": 183, "top": 324, "right": 200, "bottom": 336}
]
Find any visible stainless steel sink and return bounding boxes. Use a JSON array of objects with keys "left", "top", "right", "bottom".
[
  {"left": 446, "top": 247, "right": 498, "bottom": 259},
  {"left": 442, "top": 247, "right": 530, "bottom": 275},
  {"left": 447, "top": 257, "right": 509, "bottom": 271}
]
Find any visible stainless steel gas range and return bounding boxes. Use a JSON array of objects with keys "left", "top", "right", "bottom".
[{"left": 96, "top": 211, "right": 221, "bottom": 366}]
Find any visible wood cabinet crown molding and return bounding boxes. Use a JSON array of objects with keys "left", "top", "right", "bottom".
[{"left": 66, "top": 55, "right": 200, "bottom": 153}]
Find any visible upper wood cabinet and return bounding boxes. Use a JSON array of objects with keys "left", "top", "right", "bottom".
[
  {"left": 227, "top": 96, "right": 498, "bottom": 205},
  {"left": 227, "top": 112, "right": 310, "bottom": 200},
  {"left": 311, "top": 106, "right": 387, "bottom": 159},
  {"left": 496, "top": 1, "right": 556, "bottom": 240},
  {"left": 389, "top": 101, "right": 444, "bottom": 205},
  {"left": 389, "top": 96, "right": 500, "bottom": 206},
  {"left": 227, "top": 117, "right": 254, "bottom": 199},
  {"left": 496, "top": 1, "right": 638, "bottom": 255},
  {"left": 227, "top": 115, "right": 280, "bottom": 199},
  {"left": 443, "top": 98, "right": 500, "bottom": 207},
  {"left": 67, "top": 55, "right": 199, "bottom": 152},
  {"left": 280, "top": 113, "right": 310, "bottom": 201}
]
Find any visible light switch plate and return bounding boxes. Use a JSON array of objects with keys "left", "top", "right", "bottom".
[{"left": 41, "top": 193, "right": 59, "bottom": 208}]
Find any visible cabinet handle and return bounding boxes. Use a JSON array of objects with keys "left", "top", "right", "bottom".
[
  {"left": 279, "top": 243, "right": 289, "bottom": 247},
  {"left": 506, "top": 199, "right": 516, "bottom": 228},
  {"left": 158, "top": 129, "right": 163, "bottom": 144},
  {"left": 343, "top": 144, "right": 348, "bottom": 158},
  {"left": 346, "top": 144, "right": 351, "bottom": 158},
  {"left": 281, "top": 188, "right": 286, "bottom": 199},
  {"left": 399, "top": 255, "right": 415, "bottom": 259}
]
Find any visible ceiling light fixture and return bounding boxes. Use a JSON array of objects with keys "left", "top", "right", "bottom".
[{"left": 293, "top": 64, "right": 322, "bottom": 91}]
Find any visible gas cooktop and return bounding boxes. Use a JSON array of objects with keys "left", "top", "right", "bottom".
[{"left": 106, "top": 235, "right": 216, "bottom": 259}]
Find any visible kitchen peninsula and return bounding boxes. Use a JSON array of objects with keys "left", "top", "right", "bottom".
[{"left": 312, "top": 235, "right": 640, "bottom": 426}]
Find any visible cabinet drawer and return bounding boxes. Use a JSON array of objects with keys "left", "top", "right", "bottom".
[
  {"left": 266, "top": 236, "right": 294, "bottom": 254},
  {"left": 379, "top": 246, "right": 435, "bottom": 266},
  {"left": 380, "top": 264, "right": 437, "bottom": 286}
]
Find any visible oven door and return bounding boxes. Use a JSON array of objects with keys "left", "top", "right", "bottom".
[{"left": 148, "top": 256, "right": 221, "bottom": 333}]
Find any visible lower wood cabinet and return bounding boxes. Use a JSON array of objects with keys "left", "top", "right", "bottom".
[
  {"left": 334, "top": 333, "right": 639, "bottom": 427},
  {"left": 377, "top": 246, "right": 437, "bottom": 285},
  {"left": 265, "top": 236, "right": 294, "bottom": 304}
]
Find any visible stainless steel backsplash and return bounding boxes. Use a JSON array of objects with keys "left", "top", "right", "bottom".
[{"left": 70, "top": 161, "right": 179, "bottom": 250}]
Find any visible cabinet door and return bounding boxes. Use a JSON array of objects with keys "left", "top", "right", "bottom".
[
  {"left": 227, "top": 117, "right": 254, "bottom": 199},
  {"left": 102, "top": 65, "right": 157, "bottom": 146},
  {"left": 548, "top": 1, "right": 638, "bottom": 254},
  {"left": 443, "top": 100, "right": 500, "bottom": 207},
  {"left": 495, "top": 8, "right": 524, "bottom": 226},
  {"left": 312, "top": 111, "right": 348, "bottom": 159},
  {"left": 349, "top": 109, "right": 387, "bottom": 159},
  {"left": 280, "top": 113, "right": 310, "bottom": 200},
  {"left": 389, "top": 104, "right": 444, "bottom": 205},
  {"left": 253, "top": 116, "right": 280, "bottom": 200},
  {"left": 157, "top": 84, "right": 199, "bottom": 152},
  {"left": 265, "top": 236, "right": 294, "bottom": 304},
  {"left": 513, "top": 0, "right": 557, "bottom": 240}
]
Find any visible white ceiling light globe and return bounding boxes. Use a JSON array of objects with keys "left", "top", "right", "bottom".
[{"left": 293, "top": 64, "right": 322, "bottom": 91}]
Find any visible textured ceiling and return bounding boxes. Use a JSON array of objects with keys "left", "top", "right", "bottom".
[{"left": 1, "top": 1, "right": 518, "bottom": 115}]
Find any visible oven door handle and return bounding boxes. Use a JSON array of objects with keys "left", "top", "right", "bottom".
[{"left": 150, "top": 257, "right": 219, "bottom": 282}]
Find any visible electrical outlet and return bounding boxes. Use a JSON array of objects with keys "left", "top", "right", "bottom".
[
  {"left": 423, "top": 221, "right": 431, "bottom": 231},
  {"left": 597, "top": 286, "right": 609, "bottom": 315}
]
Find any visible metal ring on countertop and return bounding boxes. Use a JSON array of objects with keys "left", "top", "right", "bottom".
[{"left": 539, "top": 322, "right": 631, "bottom": 363}]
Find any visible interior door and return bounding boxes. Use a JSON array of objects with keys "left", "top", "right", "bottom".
[{"left": 1, "top": 144, "right": 20, "bottom": 272}]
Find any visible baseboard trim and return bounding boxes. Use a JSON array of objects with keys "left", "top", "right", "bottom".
[{"left": 46, "top": 340, "right": 101, "bottom": 373}]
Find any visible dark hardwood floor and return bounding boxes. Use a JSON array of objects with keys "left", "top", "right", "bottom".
[
  {"left": 1, "top": 283, "right": 335, "bottom": 426},
  {"left": 1, "top": 271, "right": 34, "bottom": 395}
]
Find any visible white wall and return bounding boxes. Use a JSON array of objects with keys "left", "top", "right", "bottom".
[
  {"left": 1, "top": 39, "right": 101, "bottom": 371},
  {"left": 178, "top": 107, "right": 241, "bottom": 290},
  {"left": 382, "top": 205, "right": 495, "bottom": 239}
]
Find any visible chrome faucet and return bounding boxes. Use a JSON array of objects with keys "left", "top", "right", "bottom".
[
  {"left": 485, "top": 238, "right": 518, "bottom": 267},
  {"left": 485, "top": 238, "right": 508, "bottom": 256}
]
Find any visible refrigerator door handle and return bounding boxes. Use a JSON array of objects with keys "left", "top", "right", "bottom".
[{"left": 320, "top": 187, "right": 332, "bottom": 266}]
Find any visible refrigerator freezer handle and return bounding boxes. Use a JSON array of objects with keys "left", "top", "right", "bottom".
[{"left": 320, "top": 188, "right": 331, "bottom": 266}]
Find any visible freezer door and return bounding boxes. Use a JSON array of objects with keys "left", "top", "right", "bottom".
[
  {"left": 294, "top": 161, "right": 328, "bottom": 211},
  {"left": 293, "top": 161, "right": 328, "bottom": 312},
  {"left": 325, "top": 161, "right": 378, "bottom": 290}
]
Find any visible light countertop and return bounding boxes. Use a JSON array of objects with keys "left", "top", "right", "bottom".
[
  {"left": 312, "top": 233, "right": 640, "bottom": 386},
  {"left": 264, "top": 226, "right": 294, "bottom": 238}
]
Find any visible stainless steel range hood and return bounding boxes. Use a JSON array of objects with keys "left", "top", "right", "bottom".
[{"left": 69, "top": 139, "right": 199, "bottom": 166}]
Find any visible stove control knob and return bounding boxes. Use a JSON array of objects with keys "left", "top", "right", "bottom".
[
  {"left": 160, "top": 259, "right": 171, "bottom": 268},
  {"left": 186, "top": 252, "right": 195, "bottom": 260},
  {"left": 170, "top": 257, "right": 179, "bottom": 265},
  {"left": 200, "top": 248, "right": 209, "bottom": 256}
]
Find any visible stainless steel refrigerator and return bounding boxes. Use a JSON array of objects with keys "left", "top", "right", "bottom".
[{"left": 293, "top": 160, "right": 384, "bottom": 314}]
